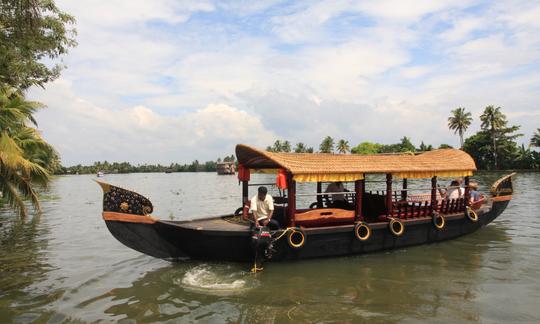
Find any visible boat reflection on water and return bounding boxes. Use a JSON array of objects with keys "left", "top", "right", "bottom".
[{"left": 78, "top": 224, "right": 510, "bottom": 322}]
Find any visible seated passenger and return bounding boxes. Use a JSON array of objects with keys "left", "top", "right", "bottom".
[
  {"left": 446, "top": 180, "right": 465, "bottom": 199},
  {"left": 325, "top": 181, "right": 351, "bottom": 209},
  {"left": 469, "top": 181, "right": 482, "bottom": 202},
  {"left": 250, "top": 186, "right": 279, "bottom": 229}
]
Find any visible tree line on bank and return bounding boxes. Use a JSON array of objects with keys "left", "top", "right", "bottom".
[
  {"left": 57, "top": 155, "right": 236, "bottom": 175},
  {"left": 266, "top": 106, "right": 540, "bottom": 170}
]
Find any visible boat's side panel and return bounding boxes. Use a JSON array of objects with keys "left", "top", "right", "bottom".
[
  {"left": 148, "top": 203, "right": 501, "bottom": 262},
  {"left": 154, "top": 222, "right": 253, "bottom": 262},
  {"left": 270, "top": 208, "right": 491, "bottom": 261},
  {"left": 105, "top": 221, "right": 187, "bottom": 259}
]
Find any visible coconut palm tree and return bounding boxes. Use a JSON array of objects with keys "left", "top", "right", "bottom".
[
  {"left": 336, "top": 139, "right": 350, "bottom": 154},
  {"left": 448, "top": 107, "right": 472, "bottom": 149},
  {"left": 0, "top": 86, "right": 50, "bottom": 217},
  {"left": 294, "top": 142, "right": 306, "bottom": 153},
  {"left": 319, "top": 136, "right": 334, "bottom": 153},
  {"left": 480, "top": 106, "right": 506, "bottom": 170},
  {"left": 531, "top": 129, "right": 540, "bottom": 148},
  {"left": 281, "top": 140, "right": 291, "bottom": 152}
]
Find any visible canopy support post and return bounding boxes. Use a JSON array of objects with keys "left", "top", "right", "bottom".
[
  {"left": 386, "top": 174, "right": 393, "bottom": 217},
  {"left": 431, "top": 176, "right": 437, "bottom": 215},
  {"left": 287, "top": 173, "right": 296, "bottom": 227},
  {"left": 316, "top": 182, "right": 323, "bottom": 208},
  {"left": 464, "top": 176, "right": 470, "bottom": 209},
  {"left": 401, "top": 178, "right": 407, "bottom": 201},
  {"left": 242, "top": 180, "right": 248, "bottom": 204},
  {"left": 355, "top": 178, "right": 364, "bottom": 221}
]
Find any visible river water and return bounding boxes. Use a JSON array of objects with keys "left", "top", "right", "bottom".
[{"left": 1, "top": 172, "right": 539, "bottom": 323}]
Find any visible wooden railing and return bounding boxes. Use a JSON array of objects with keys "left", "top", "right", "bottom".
[{"left": 365, "top": 191, "right": 467, "bottom": 220}]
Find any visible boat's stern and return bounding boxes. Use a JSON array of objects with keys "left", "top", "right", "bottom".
[{"left": 488, "top": 172, "right": 516, "bottom": 218}]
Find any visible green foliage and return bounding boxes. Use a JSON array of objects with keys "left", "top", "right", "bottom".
[
  {"left": 473, "top": 106, "right": 522, "bottom": 169},
  {"left": 266, "top": 140, "right": 291, "bottom": 152},
  {"left": 438, "top": 144, "right": 454, "bottom": 149},
  {"left": 0, "top": 86, "right": 52, "bottom": 217},
  {"left": 463, "top": 126, "right": 522, "bottom": 170},
  {"left": 379, "top": 137, "right": 416, "bottom": 153},
  {"left": 59, "top": 159, "right": 224, "bottom": 174},
  {"left": 514, "top": 144, "right": 539, "bottom": 169},
  {"left": 419, "top": 141, "right": 433, "bottom": 151},
  {"left": 336, "top": 139, "right": 350, "bottom": 154},
  {"left": 531, "top": 129, "right": 540, "bottom": 148},
  {"left": 480, "top": 106, "right": 508, "bottom": 169},
  {"left": 222, "top": 154, "right": 235, "bottom": 162},
  {"left": 264, "top": 127, "right": 539, "bottom": 170},
  {"left": 448, "top": 107, "right": 472, "bottom": 148},
  {"left": 319, "top": 136, "right": 334, "bottom": 153},
  {"left": 351, "top": 142, "right": 381, "bottom": 154},
  {"left": 293, "top": 142, "right": 313, "bottom": 153},
  {"left": 0, "top": 0, "right": 77, "bottom": 89}
]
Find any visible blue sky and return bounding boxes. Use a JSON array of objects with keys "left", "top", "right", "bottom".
[{"left": 30, "top": 0, "right": 540, "bottom": 165}]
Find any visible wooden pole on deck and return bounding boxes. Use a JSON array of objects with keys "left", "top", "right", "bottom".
[
  {"left": 386, "top": 174, "right": 393, "bottom": 217},
  {"left": 242, "top": 180, "right": 248, "bottom": 204},
  {"left": 316, "top": 182, "right": 323, "bottom": 208},
  {"left": 464, "top": 176, "right": 470, "bottom": 209},
  {"left": 355, "top": 179, "right": 364, "bottom": 221},
  {"left": 431, "top": 176, "right": 437, "bottom": 215},
  {"left": 287, "top": 173, "right": 296, "bottom": 227},
  {"left": 401, "top": 178, "right": 407, "bottom": 201}
]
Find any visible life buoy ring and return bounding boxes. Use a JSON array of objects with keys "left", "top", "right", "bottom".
[
  {"left": 465, "top": 207, "right": 478, "bottom": 222},
  {"left": 354, "top": 222, "right": 371, "bottom": 241},
  {"left": 389, "top": 218, "right": 405, "bottom": 236},
  {"left": 433, "top": 212, "right": 445, "bottom": 230},
  {"left": 287, "top": 228, "right": 306, "bottom": 249}
]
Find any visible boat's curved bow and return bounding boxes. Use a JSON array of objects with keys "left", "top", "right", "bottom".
[{"left": 96, "top": 181, "right": 187, "bottom": 259}]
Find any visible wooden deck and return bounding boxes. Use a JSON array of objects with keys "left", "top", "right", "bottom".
[{"left": 159, "top": 216, "right": 250, "bottom": 232}]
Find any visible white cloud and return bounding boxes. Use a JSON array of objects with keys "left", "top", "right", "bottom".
[
  {"left": 31, "top": 80, "right": 275, "bottom": 164},
  {"left": 26, "top": 0, "right": 540, "bottom": 165},
  {"left": 58, "top": 0, "right": 214, "bottom": 27}
]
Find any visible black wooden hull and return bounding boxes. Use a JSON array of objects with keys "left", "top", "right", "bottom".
[{"left": 104, "top": 199, "right": 509, "bottom": 262}]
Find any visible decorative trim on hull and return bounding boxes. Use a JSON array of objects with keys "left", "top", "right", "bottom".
[
  {"left": 103, "top": 211, "right": 157, "bottom": 224},
  {"left": 491, "top": 195, "right": 512, "bottom": 202}
]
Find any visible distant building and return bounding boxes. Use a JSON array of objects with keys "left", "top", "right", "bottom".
[{"left": 216, "top": 161, "right": 235, "bottom": 175}]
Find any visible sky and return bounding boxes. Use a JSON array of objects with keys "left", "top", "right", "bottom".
[{"left": 29, "top": 0, "right": 540, "bottom": 165}]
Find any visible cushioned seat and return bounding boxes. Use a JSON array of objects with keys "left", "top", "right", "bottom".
[{"left": 295, "top": 208, "right": 355, "bottom": 228}]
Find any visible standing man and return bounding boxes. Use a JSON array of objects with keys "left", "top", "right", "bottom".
[{"left": 250, "top": 186, "right": 279, "bottom": 229}]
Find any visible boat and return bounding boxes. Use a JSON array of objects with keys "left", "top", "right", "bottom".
[
  {"left": 216, "top": 161, "right": 235, "bottom": 175},
  {"left": 97, "top": 171, "right": 105, "bottom": 177},
  {"left": 97, "top": 144, "right": 515, "bottom": 268}
]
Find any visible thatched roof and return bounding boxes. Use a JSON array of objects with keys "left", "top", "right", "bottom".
[{"left": 235, "top": 144, "right": 476, "bottom": 181}]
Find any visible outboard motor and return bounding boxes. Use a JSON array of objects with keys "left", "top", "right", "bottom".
[{"left": 250, "top": 226, "right": 273, "bottom": 272}]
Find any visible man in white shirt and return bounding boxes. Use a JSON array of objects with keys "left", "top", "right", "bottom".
[
  {"left": 446, "top": 180, "right": 465, "bottom": 199},
  {"left": 325, "top": 181, "right": 351, "bottom": 209},
  {"left": 250, "top": 186, "right": 278, "bottom": 229}
]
